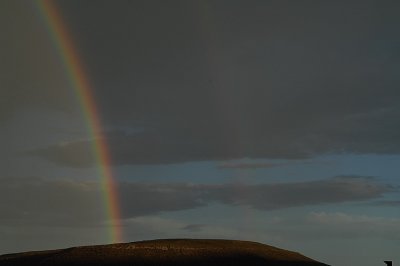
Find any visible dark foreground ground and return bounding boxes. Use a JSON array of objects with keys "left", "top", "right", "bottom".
[{"left": 0, "top": 239, "right": 329, "bottom": 266}]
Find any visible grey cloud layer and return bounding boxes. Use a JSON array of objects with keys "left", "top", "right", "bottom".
[
  {"left": 0, "top": 176, "right": 390, "bottom": 226},
  {"left": 119, "top": 176, "right": 391, "bottom": 217},
  {"left": 0, "top": 177, "right": 104, "bottom": 226},
  {"left": 207, "top": 176, "right": 390, "bottom": 210},
  {"left": 3, "top": 1, "right": 400, "bottom": 164},
  {"left": 27, "top": 106, "right": 400, "bottom": 167}
]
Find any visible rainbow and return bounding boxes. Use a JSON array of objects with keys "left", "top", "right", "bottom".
[{"left": 35, "top": 0, "right": 123, "bottom": 243}]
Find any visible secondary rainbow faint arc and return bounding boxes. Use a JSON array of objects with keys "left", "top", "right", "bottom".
[{"left": 36, "top": 0, "right": 123, "bottom": 243}]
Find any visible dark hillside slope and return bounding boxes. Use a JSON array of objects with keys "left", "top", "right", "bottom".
[{"left": 0, "top": 239, "right": 329, "bottom": 266}]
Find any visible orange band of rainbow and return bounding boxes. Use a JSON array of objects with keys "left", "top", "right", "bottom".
[{"left": 36, "top": 0, "right": 123, "bottom": 243}]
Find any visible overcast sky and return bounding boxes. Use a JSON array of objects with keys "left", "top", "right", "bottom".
[{"left": 1, "top": 1, "right": 400, "bottom": 265}]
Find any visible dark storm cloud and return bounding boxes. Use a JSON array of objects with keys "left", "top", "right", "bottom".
[
  {"left": 210, "top": 176, "right": 390, "bottom": 210},
  {"left": 28, "top": 106, "right": 400, "bottom": 166},
  {"left": 0, "top": 1, "right": 79, "bottom": 122},
  {"left": 0, "top": 176, "right": 390, "bottom": 226},
  {"left": 118, "top": 182, "right": 208, "bottom": 217},
  {"left": 107, "top": 176, "right": 393, "bottom": 217},
  {"left": 217, "top": 162, "right": 283, "bottom": 169},
  {"left": 216, "top": 160, "right": 327, "bottom": 169},
  {"left": 4, "top": 1, "right": 400, "bottom": 163}
]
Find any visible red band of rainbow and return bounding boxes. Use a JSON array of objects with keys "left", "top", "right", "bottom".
[{"left": 36, "top": 0, "right": 123, "bottom": 243}]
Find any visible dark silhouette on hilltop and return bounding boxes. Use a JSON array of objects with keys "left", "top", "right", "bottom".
[{"left": 0, "top": 239, "right": 329, "bottom": 266}]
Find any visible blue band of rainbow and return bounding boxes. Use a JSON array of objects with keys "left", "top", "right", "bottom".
[{"left": 36, "top": 0, "right": 123, "bottom": 243}]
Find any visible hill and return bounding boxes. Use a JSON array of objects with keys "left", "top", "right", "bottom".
[{"left": 0, "top": 239, "right": 329, "bottom": 265}]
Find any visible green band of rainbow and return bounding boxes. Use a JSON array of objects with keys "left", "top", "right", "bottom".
[{"left": 36, "top": 0, "right": 123, "bottom": 243}]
